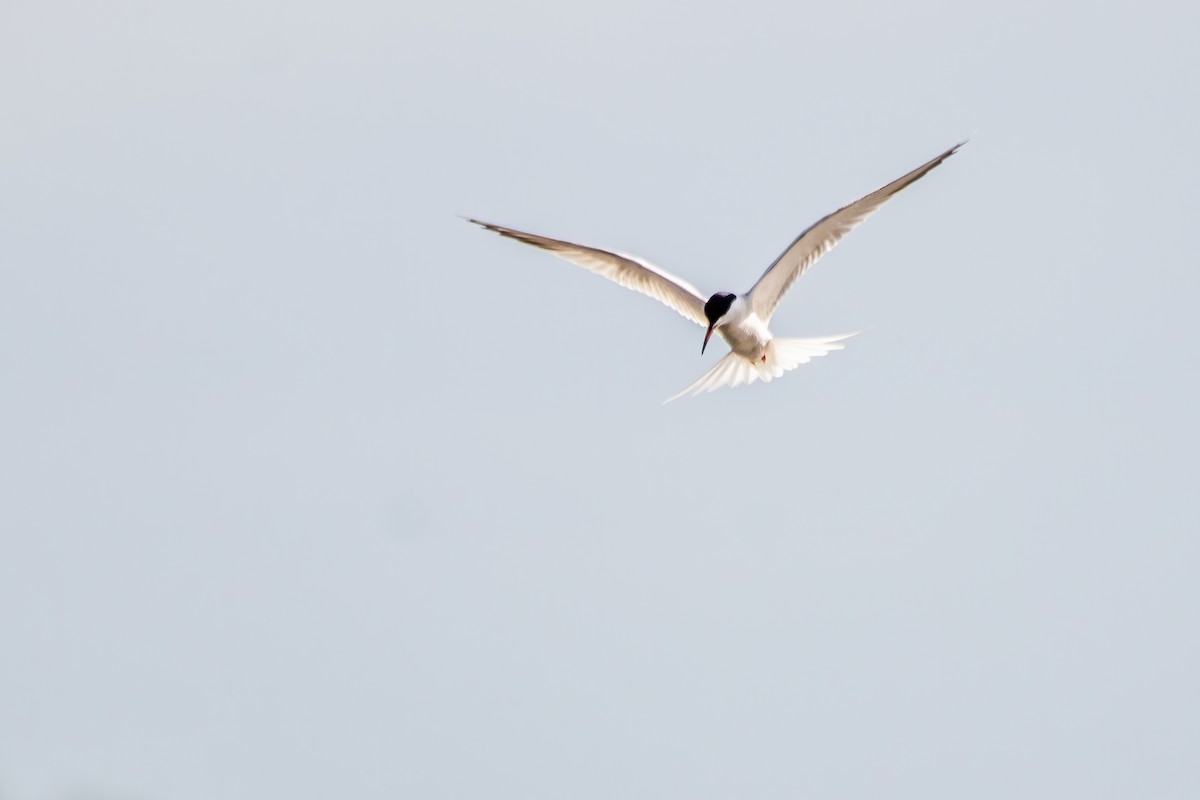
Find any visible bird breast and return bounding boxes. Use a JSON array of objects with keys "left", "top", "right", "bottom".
[{"left": 718, "top": 306, "right": 773, "bottom": 361}]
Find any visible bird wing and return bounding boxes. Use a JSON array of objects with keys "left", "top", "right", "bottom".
[
  {"left": 469, "top": 219, "right": 709, "bottom": 328},
  {"left": 746, "top": 142, "right": 964, "bottom": 322}
]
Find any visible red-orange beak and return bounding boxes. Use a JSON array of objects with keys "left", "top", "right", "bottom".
[{"left": 701, "top": 322, "right": 715, "bottom": 355}]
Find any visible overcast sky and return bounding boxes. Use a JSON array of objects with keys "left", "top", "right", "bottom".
[{"left": 2, "top": 1, "right": 1198, "bottom": 798}]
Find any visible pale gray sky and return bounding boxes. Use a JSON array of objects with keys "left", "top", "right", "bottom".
[{"left": 2, "top": 1, "right": 1198, "bottom": 798}]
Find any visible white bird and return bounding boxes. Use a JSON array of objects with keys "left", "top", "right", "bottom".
[{"left": 470, "top": 142, "right": 962, "bottom": 402}]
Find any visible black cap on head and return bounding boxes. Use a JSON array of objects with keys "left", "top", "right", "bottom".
[
  {"left": 701, "top": 292, "right": 735, "bottom": 355},
  {"left": 704, "top": 292, "right": 736, "bottom": 326}
]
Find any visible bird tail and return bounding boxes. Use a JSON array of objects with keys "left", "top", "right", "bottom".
[{"left": 663, "top": 333, "right": 856, "bottom": 404}]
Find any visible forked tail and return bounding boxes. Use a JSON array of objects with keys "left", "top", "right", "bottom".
[{"left": 663, "top": 333, "right": 857, "bottom": 403}]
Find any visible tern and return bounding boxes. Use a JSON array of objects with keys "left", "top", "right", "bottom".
[{"left": 471, "top": 142, "right": 962, "bottom": 402}]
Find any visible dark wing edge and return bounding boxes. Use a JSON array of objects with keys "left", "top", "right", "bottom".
[
  {"left": 468, "top": 218, "right": 709, "bottom": 327},
  {"left": 747, "top": 141, "right": 965, "bottom": 320}
]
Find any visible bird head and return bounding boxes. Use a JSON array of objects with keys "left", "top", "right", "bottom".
[{"left": 702, "top": 292, "right": 736, "bottom": 354}]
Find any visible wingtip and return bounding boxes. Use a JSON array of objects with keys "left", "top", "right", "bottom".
[
  {"left": 466, "top": 216, "right": 521, "bottom": 236},
  {"left": 939, "top": 141, "right": 967, "bottom": 163}
]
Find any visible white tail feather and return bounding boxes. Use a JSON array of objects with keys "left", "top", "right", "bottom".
[{"left": 663, "top": 333, "right": 857, "bottom": 403}]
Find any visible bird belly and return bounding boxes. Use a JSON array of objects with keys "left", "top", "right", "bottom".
[{"left": 718, "top": 315, "right": 773, "bottom": 361}]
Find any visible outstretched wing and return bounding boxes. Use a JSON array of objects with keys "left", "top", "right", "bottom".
[
  {"left": 469, "top": 219, "right": 708, "bottom": 328},
  {"left": 746, "top": 142, "right": 964, "bottom": 321}
]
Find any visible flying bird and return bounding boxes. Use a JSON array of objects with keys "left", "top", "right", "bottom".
[{"left": 470, "top": 142, "right": 962, "bottom": 402}]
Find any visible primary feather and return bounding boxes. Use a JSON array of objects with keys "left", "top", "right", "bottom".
[
  {"left": 747, "top": 141, "right": 965, "bottom": 321},
  {"left": 467, "top": 220, "right": 708, "bottom": 327}
]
